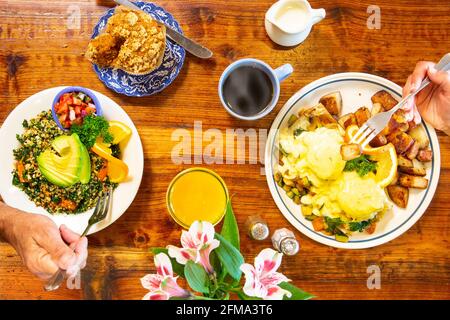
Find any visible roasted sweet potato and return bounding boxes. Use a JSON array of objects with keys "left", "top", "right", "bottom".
[
  {"left": 398, "top": 174, "right": 429, "bottom": 189},
  {"left": 366, "top": 222, "right": 377, "bottom": 234},
  {"left": 397, "top": 155, "right": 413, "bottom": 168},
  {"left": 387, "top": 185, "right": 409, "bottom": 208},
  {"left": 312, "top": 217, "right": 325, "bottom": 231},
  {"left": 319, "top": 91, "right": 342, "bottom": 116},
  {"left": 340, "top": 143, "right": 362, "bottom": 161},
  {"left": 371, "top": 90, "right": 398, "bottom": 110},
  {"left": 408, "top": 125, "right": 430, "bottom": 149},
  {"left": 369, "top": 134, "right": 388, "bottom": 147},
  {"left": 405, "top": 141, "right": 420, "bottom": 160},
  {"left": 417, "top": 148, "right": 433, "bottom": 162},
  {"left": 371, "top": 102, "right": 384, "bottom": 116},
  {"left": 338, "top": 113, "right": 357, "bottom": 129},
  {"left": 386, "top": 130, "right": 415, "bottom": 154},
  {"left": 354, "top": 107, "right": 371, "bottom": 127}
]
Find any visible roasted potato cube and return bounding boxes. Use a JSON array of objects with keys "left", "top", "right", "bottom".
[
  {"left": 417, "top": 148, "right": 433, "bottom": 162},
  {"left": 340, "top": 143, "right": 362, "bottom": 161},
  {"left": 399, "top": 166, "right": 426, "bottom": 177},
  {"left": 408, "top": 121, "right": 417, "bottom": 131},
  {"left": 319, "top": 91, "right": 342, "bottom": 116},
  {"left": 387, "top": 185, "right": 409, "bottom": 208},
  {"left": 386, "top": 130, "right": 415, "bottom": 154},
  {"left": 371, "top": 90, "right": 398, "bottom": 110},
  {"left": 354, "top": 107, "right": 371, "bottom": 127},
  {"left": 312, "top": 217, "right": 325, "bottom": 231},
  {"left": 338, "top": 113, "right": 357, "bottom": 129},
  {"left": 371, "top": 102, "right": 384, "bottom": 116},
  {"left": 405, "top": 141, "right": 420, "bottom": 160},
  {"left": 397, "top": 155, "right": 413, "bottom": 168},
  {"left": 399, "top": 174, "right": 429, "bottom": 189},
  {"left": 408, "top": 125, "right": 430, "bottom": 149},
  {"left": 369, "top": 134, "right": 388, "bottom": 147},
  {"left": 366, "top": 222, "right": 377, "bottom": 234}
]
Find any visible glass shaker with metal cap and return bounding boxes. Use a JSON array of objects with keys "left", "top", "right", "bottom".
[
  {"left": 245, "top": 215, "right": 270, "bottom": 241},
  {"left": 271, "top": 228, "right": 300, "bottom": 255}
]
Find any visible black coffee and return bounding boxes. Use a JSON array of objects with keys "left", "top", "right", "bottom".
[{"left": 222, "top": 66, "right": 274, "bottom": 117}]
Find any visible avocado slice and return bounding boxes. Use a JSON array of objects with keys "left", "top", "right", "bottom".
[
  {"left": 37, "top": 134, "right": 83, "bottom": 187},
  {"left": 79, "top": 143, "right": 91, "bottom": 184}
]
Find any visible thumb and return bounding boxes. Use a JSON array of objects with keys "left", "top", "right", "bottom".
[
  {"left": 39, "top": 226, "right": 77, "bottom": 271},
  {"left": 427, "top": 66, "right": 450, "bottom": 87}
]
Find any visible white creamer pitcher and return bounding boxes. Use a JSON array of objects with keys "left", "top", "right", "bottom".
[{"left": 265, "top": 0, "right": 326, "bottom": 46}]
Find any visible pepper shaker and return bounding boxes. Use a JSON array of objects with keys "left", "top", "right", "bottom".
[
  {"left": 271, "top": 228, "right": 300, "bottom": 255},
  {"left": 245, "top": 215, "right": 270, "bottom": 241}
]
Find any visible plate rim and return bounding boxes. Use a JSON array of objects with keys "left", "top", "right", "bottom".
[
  {"left": 264, "top": 72, "right": 441, "bottom": 249},
  {"left": 0, "top": 86, "right": 144, "bottom": 235}
]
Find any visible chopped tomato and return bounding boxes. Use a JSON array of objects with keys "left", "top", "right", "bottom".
[
  {"left": 53, "top": 91, "right": 97, "bottom": 129},
  {"left": 312, "top": 217, "right": 325, "bottom": 231}
]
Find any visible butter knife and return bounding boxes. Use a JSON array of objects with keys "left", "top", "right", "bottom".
[{"left": 113, "top": 0, "right": 213, "bottom": 59}]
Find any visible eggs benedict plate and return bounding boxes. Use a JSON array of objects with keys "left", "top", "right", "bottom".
[{"left": 265, "top": 73, "right": 440, "bottom": 249}]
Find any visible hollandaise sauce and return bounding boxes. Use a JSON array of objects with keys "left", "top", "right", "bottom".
[{"left": 167, "top": 168, "right": 229, "bottom": 229}]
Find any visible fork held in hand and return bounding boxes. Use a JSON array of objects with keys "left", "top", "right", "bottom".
[
  {"left": 351, "top": 53, "right": 450, "bottom": 148},
  {"left": 44, "top": 187, "right": 113, "bottom": 292}
]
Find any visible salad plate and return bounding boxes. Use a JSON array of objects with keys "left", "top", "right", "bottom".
[
  {"left": 0, "top": 87, "right": 144, "bottom": 235},
  {"left": 265, "top": 72, "right": 440, "bottom": 249}
]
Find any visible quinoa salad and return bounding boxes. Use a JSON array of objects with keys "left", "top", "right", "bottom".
[{"left": 12, "top": 110, "right": 117, "bottom": 214}]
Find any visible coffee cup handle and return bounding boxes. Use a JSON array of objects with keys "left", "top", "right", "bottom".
[{"left": 274, "top": 64, "right": 294, "bottom": 82}]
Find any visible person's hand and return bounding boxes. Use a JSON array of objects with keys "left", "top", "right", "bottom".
[
  {"left": 403, "top": 61, "right": 450, "bottom": 135},
  {"left": 0, "top": 202, "right": 88, "bottom": 280}
]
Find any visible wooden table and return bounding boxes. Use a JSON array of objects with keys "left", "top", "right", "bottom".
[{"left": 0, "top": 0, "right": 449, "bottom": 300}]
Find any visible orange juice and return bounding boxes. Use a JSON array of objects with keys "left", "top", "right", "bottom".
[{"left": 167, "top": 168, "right": 229, "bottom": 229}]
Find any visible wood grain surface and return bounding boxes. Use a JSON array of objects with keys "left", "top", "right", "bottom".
[{"left": 0, "top": 0, "right": 449, "bottom": 300}]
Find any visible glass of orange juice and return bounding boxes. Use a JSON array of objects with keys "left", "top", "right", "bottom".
[{"left": 166, "top": 168, "right": 229, "bottom": 229}]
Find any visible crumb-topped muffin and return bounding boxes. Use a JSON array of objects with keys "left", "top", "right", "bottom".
[{"left": 86, "top": 6, "right": 166, "bottom": 75}]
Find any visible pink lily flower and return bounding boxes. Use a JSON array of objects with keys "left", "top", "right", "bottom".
[
  {"left": 167, "top": 221, "right": 220, "bottom": 274},
  {"left": 240, "top": 248, "right": 292, "bottom": 300},
  {"left": 141, "top": 253, "right": 190, "bottom": 300}
]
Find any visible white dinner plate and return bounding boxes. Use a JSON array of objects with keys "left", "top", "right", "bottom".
[
  {"left": 265, "top": 73, "right": 440, "bottom": 249},
  {"left": 0, "top": 87, "right": 144, "bottom": 235}
]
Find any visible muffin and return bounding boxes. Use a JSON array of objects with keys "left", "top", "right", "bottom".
[{"left": 86, "top": 6, "right": 166, "bottom": 75}]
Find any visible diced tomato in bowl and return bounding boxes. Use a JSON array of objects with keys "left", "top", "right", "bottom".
[{"left": 52, "top": 86, "right": 103, "bottom": 130}]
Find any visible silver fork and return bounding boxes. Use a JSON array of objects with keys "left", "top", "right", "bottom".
[
  {"left": 351, "top": 53, "right": 450, "bottom": 148},
  {"left": 44, "top": 186, "right": 113, "bottom": 291}
]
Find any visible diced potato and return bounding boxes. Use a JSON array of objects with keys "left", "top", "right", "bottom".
[
  {"left": 371, "top": 90, "right": 398, "bottom": 110},
  {"left": 408, "top": 125, "right": 430, "bottom": 149},
  {"left": 338, "top": 113, "right": 357, "bottom": 129},
  {"left": 301, "top": 205, "right": 313, "bottom": 217},
  {"left": 387, "top": 185, "right": 409, "bottom": 208},
  {"left": 371, "top": 102, "right": 384, "bottom": 116},
  {"left": 369, "top": 134, "right": 387, "bottom": 147},
  {"left": 397, "top": 155, "right": 413, "bottom": 168},
  {"left": 405, "top": 141, "right": 420, "bottom": 160},
  {"left": 354, "top": 107, "right": 371, "bottom": 127},
  {"left": 340, "top": 143, "right": 362, "bottom": 161},
  {"left": 366, "top": 223, "right": 376, "bottom": 235},
  {"left": 312, "top": 217, "right": 325, "bottom": 231},
  {"left": 386, "top": 130, "right": 415, "bottom": 154},
  {"left": 417, "top": 148, "right": 433, "bottom": 162},
  {"left": 399, "top": 166, "right": 426, "bottom": 177},
  {"left": 319, "top": 91, "right": 342, "bottom": 116},
  {"left": 398, "top": 174, "right": 429, "bottom": 189},
  {"left": 304, "top": 104, "right": 337, "bottom": 130}
]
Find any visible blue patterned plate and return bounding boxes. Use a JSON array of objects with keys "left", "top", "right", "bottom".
[{"left": 91, "top": 2, "right": 186, "bottom": 97}]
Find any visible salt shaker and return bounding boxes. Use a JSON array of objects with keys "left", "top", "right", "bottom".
[
  {"left": 245, "top": 216, "right": 270, "bottom": 241},
  {"left": 271, "top": 228, "right": 300, "bottom": 255}
]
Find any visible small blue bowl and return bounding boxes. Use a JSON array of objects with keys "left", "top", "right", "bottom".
[{"left": 52, "top": 86, "right": 103, "bottom": 131}]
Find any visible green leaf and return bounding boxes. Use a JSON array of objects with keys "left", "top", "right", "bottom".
[
  {"left": 150, "top": 247, "right": 185, "bottom": 278},
  {"left": 236, "top": 291, "right": 262, "bottom": 300},
  {"left": 280, "top": 282, "right": 315, "bottom": 300},
  {"left": 220, "top": 200, "right": 240, "bottom": 250},
  {"left": 214, "top": 233, "right": 244, "bottom": 281},
  {"left": 184, "top": 261, "right": 210, "bottom": 294}
]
